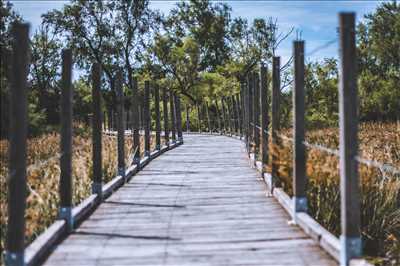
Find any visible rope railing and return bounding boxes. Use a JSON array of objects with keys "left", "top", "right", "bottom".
[
  {"left": 250, "top": 123, "right": 399, "bottom": 176},
  {"left": 4, "top": 22, "right": 185, "bottom": 266},
  {"left": 184, "top": 13, "right": 397, "bottom": 266}
]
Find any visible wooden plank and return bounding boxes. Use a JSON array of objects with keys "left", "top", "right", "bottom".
[{"left": 43, "top": 134, "right": 337, "bottom": 266}]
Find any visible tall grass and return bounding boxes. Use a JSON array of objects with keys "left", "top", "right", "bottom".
[
  {"left": 267, "top": 122, "right": 400, "bottom": 265},
  {"left": 0, "top": 123, "right": 159, "bottom": 260}
]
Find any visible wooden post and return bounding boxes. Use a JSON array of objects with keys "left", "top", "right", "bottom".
[
  {"left": 271, "top": 56, "right": 281, "bottom": 191},
  {"left": 234, "top": 94, "right": 242, "bottom": 136},
  {"left": 239, "top": 89, "right": 244, "bottom": 139},
  {"left": 175, "top": 94, "right": 183, "bottom": 142},
  {"left": 116, "top": 70, "right": 125, "bottom": 177},
  {"left": 162, "top": 87, "right": 170, "bottom": 147},
  {"left": 248, "top": 74, "right": 254, "bottom": 153},
  {"left": 244, "top": 77, "right": 250, "bottom": 154},
  {"left": 92, "top": 64, "right": 102, "bottom": 197},
  {"left": 260, "top": 64, "right": 269, "bottom": 177},
  {"left": 253, "top": 72, "right": 260, "bottom": 161},
  {"left": 215, "top": 100, "right": 222, "bottom": 134},
  {"left": 154, "top": 84, "right": 161, "bottom": 150},
  {"left": 339, "top": 12, "right": 361, "bottom": 266},
  {"left": 170, "top": 91, "right": 176, "bottom": 143},
  {"left": 206, "top": 102, "right": 211, "bottom": 133},
  {"left": 221, "top": 98, "right": 228, "bottom": 135},
  {"left": 196, "top": 103, "right": 201, "bottom": 132},
  {"left": 6, "top": 23, "right": 29, "bottom": 266},
  {"left": 293, "top": 41, "right": 307, "bottom": 213},
  {"left": 59, "top": 49, "right": 74, "bottom": 231},
  {"left": 144, "top": 81, "right": 151, "bottom": 156},
  {"left": 186, "top": 105, "right": 190, "bottom": 132},
  {"left": 132, "top": 77, "right": 140, "bottom": 164},
  {"left": 228, "top": 97, "right": 234, "bottom": 135},
  {"left": 231, "top": 95, "right": 238, "bottom": 135}
]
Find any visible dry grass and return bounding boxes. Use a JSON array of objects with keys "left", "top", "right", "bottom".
[
  {"left": 0, "top": 123, "right": 161, "bottom": 258},
  {"left": 262, "top": 122, "right": 399, "bottom": 265}
]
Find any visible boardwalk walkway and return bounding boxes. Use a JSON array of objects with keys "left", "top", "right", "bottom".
[{"left": 43, "top": 134, "right": 337, "bottom": 266}]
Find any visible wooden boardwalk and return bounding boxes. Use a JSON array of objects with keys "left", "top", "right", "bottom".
[{"left": 43, "top": 134, "right": 337, "bottom": 266}]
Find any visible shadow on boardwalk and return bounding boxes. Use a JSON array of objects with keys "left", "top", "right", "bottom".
[{"left": 43, "top": 134, "right": 337, "bottom": 266}]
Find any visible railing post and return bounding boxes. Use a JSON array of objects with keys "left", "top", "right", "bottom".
[
  {"left": 215, "top": 100, "right": 222, "bottom": 134},
  {"left": 154, "top": 84, "right": 161, "bottom": 150},
  {"left": 59, "top": 49, "right": 74, "bottom": 231},
  {"left": 196, "top": 103, "right": 201, "bottom": 133},
  {"left": 221, "top": 98, "right": 228, "bottom": 135},
  {"left": 253, "top": 72, "right": 260, "bottom": 163},
  {"left": 206, "top": 102, "right": 211, "bottom": 133},
  {"left": 5, "top": 22, "right": 29, "bottom": 266},
  {"left": 293, "top": 41, "right": 307, "bottom": 213},
  {"left": 186, "top": 105, "right": 190, "bottom": 132},
  {"left": 144, "top": 81, "right": 151, "bottom": 157},
  {"left": 248, "top": 74, "right": 254, "bottom": 152},
  {"left": 235, "top": 93, "right": 242, "bottom": 137},
  {"left": 260, "top": 64, "right": 269, "bottom": 177},
  {"left": 162, "top": 87, "right": 170, "bottom": 147},
  {"left": 271, "top": 56, "right": 281, "bottom": 191},
  {"left": 175, "top": 93, "right": 183, "bottom": 142},
  {"left": 231, "top": 95, "right": 238, "bottom": 135},
  {"left": 116, "top": 70, "right": 125, "bottom": 177},
  {"left": 232, "top": 94, "right": 240, "bottom": 135},
  {"left": 92, "top": 64, "right": 103, "bottom": 197},
  {"left": 245, "top": 76, "right": 250, "bottom": 154},
  {"left": 170, "top": 91, "right": 176, "bottom": 143},
  {"left": 339, "top": 12, "right": 361, "bottom": 266},
  {"left": 132, "top": 77, "right": 140, "bottom": 165}
]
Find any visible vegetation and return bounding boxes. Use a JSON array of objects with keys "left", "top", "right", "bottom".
[
  {"left": 0, "top": 0, "right": 399, "bottom": 265},
  {"left": 269, "top": 122, "right": 400, "bottom": 266},
  {"left": 0, "top": 123, "right": 160, "bottom": 258}
]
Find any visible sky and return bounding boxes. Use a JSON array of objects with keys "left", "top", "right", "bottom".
[{"left": 10, "top": 0, "right": 385, "bottom": 64}]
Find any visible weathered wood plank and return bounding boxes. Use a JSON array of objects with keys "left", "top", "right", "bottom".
[{"left": 43, "top": 134, "right": 337, "bottom": 266}]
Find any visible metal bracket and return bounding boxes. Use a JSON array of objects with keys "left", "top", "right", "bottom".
[
  {"left": 4, "top": 251, "right": 24, "bottom": 266},
  {"left": 340, "top": 236, "right": 362, "bottom": 266},
  {"left": 293, "top": 197, "right": 308, "bottom": 213},
  {"left": 118, "top": 167, "right": 125, "bottom": 178},
  {"left": 59, "top": 206, "right": 73, "bottom": 231},
  {"left": 91, "top": 182, "right": 103, "bottom": 199}
]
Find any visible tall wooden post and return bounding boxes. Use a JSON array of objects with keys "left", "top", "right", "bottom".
[
  {"left": 154, "top": 84, "right": 161, "bottom": 150},
  {"left": 215, "top": 100, "right": 222, "bottom": 134},
  {"left": 132, "top": 78, "right": 140, "bottom": 164},
  {"left": 253, "top": 72, "right": 260, "bottom": 161},
  {"left": 196, "top": 104, "right": 201, "bottom": 132},
  {"left": 92, "top": 64, "right": 102, "bottom": 197},
  {"left": 235, "top": 93, "right": 242, "bottom": 137},
  {"left": 231, "top": 96, "right": 238, "bottom": 135},
  {"left": 186, "top": 105, "right": 190, "bottom": 132},
  {"left": 271, "top": 56, "right": 281, "bottom": 191},
  {"left": 144, "top": 81, "right": 151, "bottom": 157},
  {"left": 59, "top": 49, "right": 74, "bottom": 231},
  {"left": 221, "top": 98, "right": 229, "bottom": 135},
  {"left": 206, "top": 102, "right": 211, "bottom": 133},
  {"left": 116, "top": 70, "right": 125, "bottom": 177},
  {"left": 163, "top": 87, "right": 170, "bottom": 147},
  {"left": 6, "top": 23, "right": 29, "bottom": 266},
  {"left": 245, "top": 77, "right": 250, "bottom": 154},
  {"left": 293, "top": 41, "right": 307, "bottom": 213},
  {"left": 248, "top": 74, "right": 254, "bottom": 149},
  {"left": 339, "top": 12, "right": 361, "bottom": 266},
  {"left": 170, "top": 91, "right": 176, "bottom": 143},
  {"left": 260, "top": 64, "right": 269, "bottom": 177},
  {"left": 175, "top": 94, "right": 183, "bottom": 142}
]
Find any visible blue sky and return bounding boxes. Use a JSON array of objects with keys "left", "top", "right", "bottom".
[{"left": 11, "top": 0, "right": 384, "bottom": 63}]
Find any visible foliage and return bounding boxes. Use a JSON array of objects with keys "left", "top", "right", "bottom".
[
  {"left": 271, "top": 122, "right": 400, "bottom": 265},
  {"left": 0, "top": 123, "right": 161, "bottom": 260}
]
